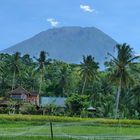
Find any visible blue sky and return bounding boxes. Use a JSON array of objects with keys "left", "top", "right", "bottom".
[{"left": 0, "top": 0, "right": 140, "bottom": 53}]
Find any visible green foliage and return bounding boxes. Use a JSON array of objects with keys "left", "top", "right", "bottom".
[
  {"left": 0, "top": 45, "right": 140, "bottom": 119},
  {"left": 65, "top": 94, "right": 89, "bottom": 116},
  {"left": 80, "top": 55, "right": 99, "bottom": 95},
  {"left": 0, "top": 114, "right": 140, "bottom": 126},
  {"left": 107, "top": 43, "right": 140, "bottom": 118},
  {"left": 20, "top": 103, "right": 38, "bottom": 114}
]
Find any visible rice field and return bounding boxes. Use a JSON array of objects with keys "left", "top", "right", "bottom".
[{"left": 0, "top": 119, "right": 140, "bottom": 140}]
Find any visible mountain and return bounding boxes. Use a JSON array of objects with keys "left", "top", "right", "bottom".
[{"left": 1, "top": 26, "right": 117, "bottom": 66}]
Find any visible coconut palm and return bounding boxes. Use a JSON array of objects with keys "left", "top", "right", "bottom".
[
  {"left": 80, "top": 55, "right": 99, "bottom": 95},
  {"left": 35, "top": 51, "right": 48, "bottom": 94},
  {"left": 8, "top": 52, "right": 21, "bottom": 90},
  {"left": 108, "top": 43, "right": 140, "bottom": 119},
  {"left": 17, "top": 66, "right": 37, "bottom": 90},
  {"left": 58, "top": 65, "right": 69, "bottom": 97}
]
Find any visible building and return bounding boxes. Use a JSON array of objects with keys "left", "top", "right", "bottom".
[
  {"left": 9, "top": 87, "right": 39, "bottom": 105},
  {"left": 0, "top": 97, "right": 10, "bottom": 107},
  {"left": 40, "top": 97, "right": 67, "bottom": 108},
  {"left": 27, "top": 91, "right": 39, "bottom": 105}
]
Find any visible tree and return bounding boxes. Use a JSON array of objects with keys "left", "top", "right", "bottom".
[
  {"left": 21, "top": 54, "right": 33, "bottom": 66},
  {"left": 96, "top": 74, "right": 114, "bottom": 117},
  {"left": 107, "top": 43, "right": 140, "bottom": 119},
  {"left": 65, "top": 94, "right": 89, "bottom": 116},
  {"left": 57, "top": 65, "right": 71, "bottom": 97},
  {"left": 17, "top": 66, "right": 37, "bottom": 90},
  {"left": 0, "top": 60, "right": 10, "bottom": 95},
  {"left": 35, "top": 51, "right": 48, "bottom": 94},
  {"left": 8, "top": 52, "right": 21, "bottom": 90},
  {"left": 80, "top": 55, "right": 99, "bottom": 95},
  {"left": 131, "top": 85, "right": 140, "bottom": 118}
]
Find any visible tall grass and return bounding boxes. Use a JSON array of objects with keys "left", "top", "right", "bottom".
[{"left": 0, "top": 114, "right": 140, "bottom": 125}]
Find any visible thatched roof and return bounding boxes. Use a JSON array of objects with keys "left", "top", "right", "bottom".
[
  {"left": 9, "top": 87, "right": 39, "bottom": 96},
  {"left": 0, "top": 97, "right": 10, "bottom": 105},
  {"left": 29, "top": 91, "right": 39, "bottom": 96},
  {"left": 9, "top": 87, "right": 30, "bottom": 95}
]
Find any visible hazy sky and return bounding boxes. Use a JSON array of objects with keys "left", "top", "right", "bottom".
[{"left": 0, "top": 0, "right": 140, "bottom": 53}]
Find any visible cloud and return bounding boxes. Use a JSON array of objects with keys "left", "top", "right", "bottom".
[
  {"left": 134, "top": 53, "right": 140, "bottom": 57},
  {"left": 47, "top": 18, "right": 59, "bottom": 27},
  {"left": 80, "top": 4, "right": 95, "bottom": 13}
]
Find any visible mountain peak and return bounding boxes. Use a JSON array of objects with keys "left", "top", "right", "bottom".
[{"left": 1, "top": 26, "right": 117, "bottom": 66}]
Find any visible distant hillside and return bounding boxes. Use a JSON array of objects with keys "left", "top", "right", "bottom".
[{"left": 1, "top": 26, "right": 117, "bottom": 66}]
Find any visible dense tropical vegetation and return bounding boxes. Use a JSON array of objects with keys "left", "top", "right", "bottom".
[{"left": 0, "top": 43, "right": 140, "bottom": 119}]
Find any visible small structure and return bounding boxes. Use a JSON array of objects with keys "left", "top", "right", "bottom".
[
  {"left": 0, "top": 97, "right": 10, "bottom": 107},
  {"left": 9, "top": 87, "right": 39, "bottom": 105},
  {"left": 40, "top": 97, "right": 67, "bottom": 108},
  {"left": 40, "top": 97, "right": 67, "bottom": 115},
  {"left": 87, "top": 106, "right": 96, "bottom": 112},
  {"left": 9, "top": 87, "right": 29, "bottom": 102},
  {"left": 87, "top": 106, "right": 96, "bottom": 118},
  {"left": 27, "top": 91, "right": 39, "bottom": 105}
]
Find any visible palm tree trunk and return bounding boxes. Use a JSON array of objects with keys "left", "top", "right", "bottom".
[
  {"left": 39, "top": 66, "right": 45, "bottom": 94},
  {"left": 39, "top": 73, "right": 43, "bottom": 94},
  {"left": 115, "top": 78, "right": 122, "bottom": 119},
  {"left": 81, "top": 76, "right": 87, "bottom": 95},
  {"left": 39, "top": 74, "right": 42, "bottom": 94},
  {"left": 62, "top": 87, "right": 64, "bottom": 97},
  {"left": 12, "top": 71, "right": 16, "bottom": 90}
]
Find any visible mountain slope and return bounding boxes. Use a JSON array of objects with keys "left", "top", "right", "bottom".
[{"left": 2, "top": 26, "right": 117, "bottom": 65}]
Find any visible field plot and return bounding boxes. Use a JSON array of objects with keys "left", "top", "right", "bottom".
[{"left": 0, "top": 120, "right": 140, "bottom": 140}]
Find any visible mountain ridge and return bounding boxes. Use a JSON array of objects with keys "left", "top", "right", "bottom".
[{"left": 1, "top": 26, "right": 117, "bottom": 66}]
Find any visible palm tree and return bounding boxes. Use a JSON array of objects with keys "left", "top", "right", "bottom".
[
  {"left": 35, "top": 51, "right": 48, "bottom": 94},
  {"left": 8, "top": 52, "right": 21, "bottom": 90},
  {"left": 107, "top": 43, "right": 140, "bottom": 119},
  {"left": 17, "top": 66, "right": 37, "bottom": 90},
  {"left": 58, "top": 65, "right": 69, "bottom": 97},
  {"left": 0, "top": 61, "right": 9, "bottom": 95},
  {"left": 132, "top": 85, "right": 140, "bottom": 117},
  {"left": 80, "top": 55, "right": 99, "bottom": 95}
]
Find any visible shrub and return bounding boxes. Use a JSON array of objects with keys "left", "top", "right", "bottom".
[
  {"left": 65, "top": 94, "right": 89, "bottom": 116},
  {"left": 0, "top": 114, "right": 140, "bottom": 126},
  {"left": 20, "top": 103, "right": 38, "bottom": 115}
]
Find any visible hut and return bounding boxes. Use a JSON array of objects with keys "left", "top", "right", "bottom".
[{"left": 9, "top": 87, "right": 39, "bottom": 105}]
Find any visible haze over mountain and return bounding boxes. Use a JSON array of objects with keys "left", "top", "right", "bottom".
[{"left": 1, "top": 26, "right": 117, "bottom": 66}]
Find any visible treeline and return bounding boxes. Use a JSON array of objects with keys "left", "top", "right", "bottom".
[{"left": 0, "top": 43, "right": 140, "bottom": 119}]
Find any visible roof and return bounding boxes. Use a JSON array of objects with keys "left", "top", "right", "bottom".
[
  {"left": 9, "top": 87, "right": 39, "bottom": 96},
  {"left": 0, "top": 97, "right": 10, "bottom": 105},
  {"left": 9, "top": 87, "right": 30, "bottom": 95},
  {"left": 30, "top": 91, "right": 39, "bottom": 96},
  {"left": 40, "top": 97, "right": 67, "bottom": 107},
  {"left": 87, "top": 106, "right": 96, "bottom": 111}
]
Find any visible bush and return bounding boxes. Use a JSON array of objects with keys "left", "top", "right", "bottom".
[
  {"left": 65, "top": 94, "right": 89, "bottom": 116},
  {"left": 20, "top": 103, "right": 39, "bottom": 115},
  {"left": 42, "top": 104, "right": 65, "bottom": 116},
  {"left": 0, "top": 107, "right": 9, "bottom": 114}
]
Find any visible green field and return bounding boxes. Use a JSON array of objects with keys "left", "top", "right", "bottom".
[
  {"left": 0, "top": 120, "right": 140, "bottom": 140},
  {"left": 0, "top": 137, "right": 76, "bottom": 140}
]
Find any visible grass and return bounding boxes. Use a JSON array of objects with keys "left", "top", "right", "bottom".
[
  {"left": 0, "top": 115, "right": 140, "bottom": 139},
  {"left": 0, "top": 136, "right": 77, "bottom": 140},
  {"left": 0, "top": 121, "right": 140, "bottom": 140},
  {"left": 1, "top": 114, "right": 140, "bottom": 125}
]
